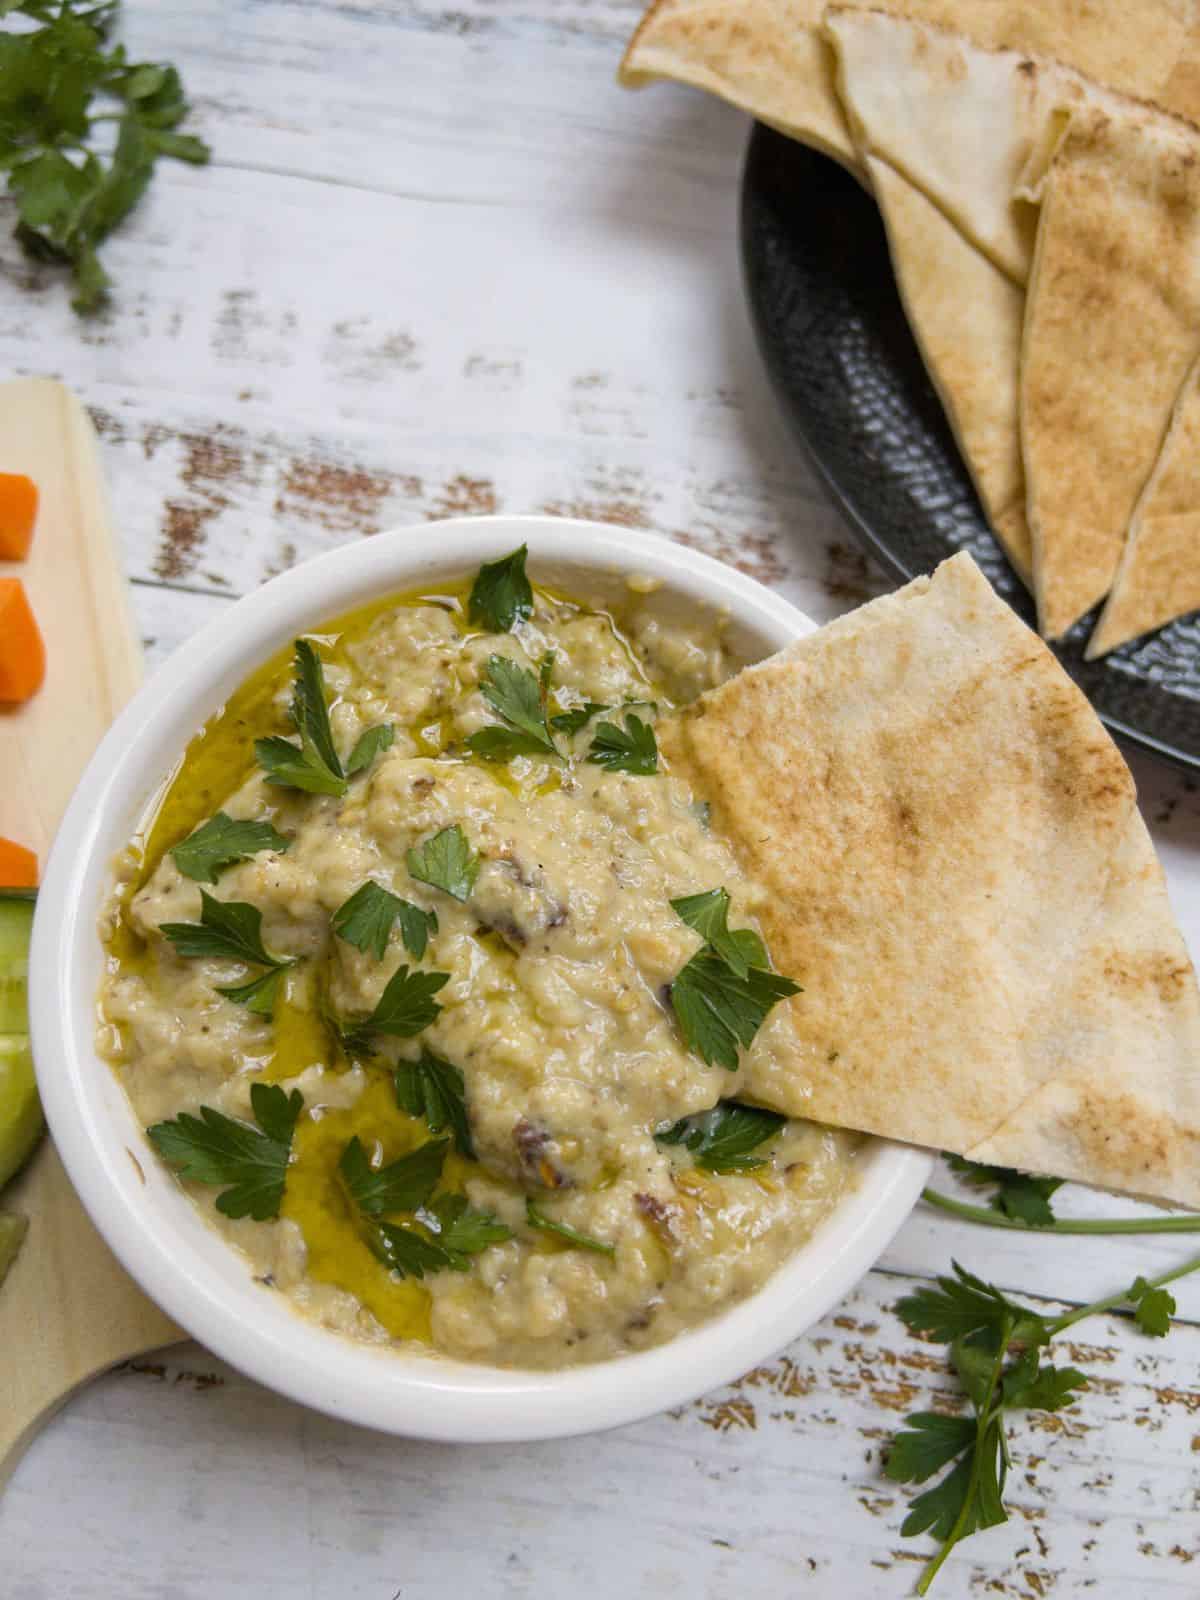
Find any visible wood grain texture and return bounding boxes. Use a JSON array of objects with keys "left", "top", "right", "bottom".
[
  {"left": 0, "top": 380, "right": 178, "bottom": 1491},
  {"left": 1, "top": 2, "right": 1198, "bottom": 1594}
]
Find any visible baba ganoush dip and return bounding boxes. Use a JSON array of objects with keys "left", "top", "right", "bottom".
[{"left": 98, "top": 549, "right": 857, "bottom": 1369}]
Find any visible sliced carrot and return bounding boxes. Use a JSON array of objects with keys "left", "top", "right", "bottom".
[
  {"left": 0, "top": 579, "right": 45, "bottom": 702},
  {"left": 0, "top": 474, "right": 37, "bottom": 561},
  {"left": 0, "top": 839, "right": 37, "bottom": 888}
]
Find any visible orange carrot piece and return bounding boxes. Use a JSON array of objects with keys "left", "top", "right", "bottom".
[
  {"left": 0, "top": 578, "right": 45, "bottom": 702},
  {"left": 0, "top": 839, "right": 37, "bottom": 888},
  {"left": 0, "top": 474, "right": 37, "bottom": 561}
]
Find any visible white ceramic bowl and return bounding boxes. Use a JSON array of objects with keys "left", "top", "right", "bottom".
[{"left": 32, "top": 514, "right": 931, "bottom": 1442}]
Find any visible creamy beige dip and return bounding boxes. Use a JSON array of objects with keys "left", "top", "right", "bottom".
[{"left": 98, "top": 573, "right": 856, "bottom": 1369}]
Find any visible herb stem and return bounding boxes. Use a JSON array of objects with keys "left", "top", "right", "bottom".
[
  {"left": 921, "top": 1187, "right": 1200, "bottom": 1234},
  {"left": 1046, "top": 1251, "right": 1200, "bottom": 1337},
  {"left": 916, "top": 1315, "right": 1011, "bottom": 1596}
]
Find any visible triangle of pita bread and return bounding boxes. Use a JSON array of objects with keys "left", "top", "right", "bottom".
[
  {"left": 865, "top": 155, "right": 1032, "bottom": 582},
  {"left": 1020, "top": 101, "right": 1200, "bottom": 639},
  {"left": 621, "top": 0, "right": 1200, "bottom": 174},
  {"left": 1087, "top": 353, "right": 1200, "bottom": 656},
  {"left": 661, "top": 552, "right": 1200, "bottom": 1208}
]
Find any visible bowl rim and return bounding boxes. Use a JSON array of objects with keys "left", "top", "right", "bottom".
[{"left": 31, "top": 513, "right": 932, "bottom": 1442}]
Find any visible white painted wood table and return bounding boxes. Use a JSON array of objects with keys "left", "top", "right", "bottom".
[{"left": 5, "top": 4, "right": 1200, "bottom": 1596}]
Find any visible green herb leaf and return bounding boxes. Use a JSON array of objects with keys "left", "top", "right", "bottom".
[
  {"left": 332, "top": 882, "right": 438, "bottom": 962},
  {"left": 160, "top": 891, "right": 284, "bottom": 969},
  {"left": 669, "top": 888, "right": 768, "bottom": 979},
  {"left": 395, "top": 1051, "right": 474, "bottom": 1157},
  {"left": 214, "top": 962, "right": 293, "bottom": 1018},
  {"left": 670, "top": 948, "right": 800, "bottom": 1071},
  {"left": 550, "top": 702, "right": 609, "bottom": 736},
  {"left": 587, "top": 713, "right": 658, "bottom": 775},
  {"left": 146, "top": 1083, "right": 302, "bottom": 1221},
  {"left": 254, "top": 735, "right": 348, "bottom": 797},
  {"left": 944, "top": 1155, "right": 1064, "bottom": 1227},
  {"left": 1000, "top": 1353, "right": 1087, "bottom": 1412},
  {"left": 525, "top": 1198, "right": 615, "bottom": 1256},
  {"left": 0, "top": 6, "right": 209, "bottom": 312},
  {"left": 424, "top": 1193, "right": 513, "bottom": 1267},
  {"left": 894, "top": 1262, "right": 1047, "bottom": 1350},
  {"left": 465, "top": 655, "right": 560, "bottom": 761},
  {"left": 1131, "top": 1276, "right": 1176, "bottom": 1337},
  {"left": 885, "top": 1414, "right": 977, "bottom": 1485},
  {"left": 169, "top": 812, "right": 289, "bottom": 885},
  {"left": 290, "top": 637, "right": 344, "bottom": 771},
  {"left": 345, "top": 722, "right": 395, "bottom": 777},
  {"left": 468, "top": 544, "right": 533, "bottom": 633},
  {"left": 336, "top": 964, "right": 450, "bottom": 1045},
  {"left": 655, "top": 1100, "right": 785, "bottom": 1173},
  {"left": 370, "top": 1220, "right": 452, "bottom": 1280},
  {"left": 338, "top": 1134, "right": 447, "bottom": 1216},
  {"left": 407, "top": 824, "right": 479, "bottom": 902}
]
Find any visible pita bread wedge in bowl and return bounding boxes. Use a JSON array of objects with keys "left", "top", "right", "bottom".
[{"left": 661, "top": 551, "right": 1200, "bottom": 1209}]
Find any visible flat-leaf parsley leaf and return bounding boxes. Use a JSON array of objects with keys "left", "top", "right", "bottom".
[
  {"left": 587, "top": 712, "right": 657, "bottom": 775},
  {"left": 407, "top": 824, "right": 479, "bottom": 902},
  {"left": 466, "top": 655, "right": 560, "bottom": 762},
  {"left": 671, "top": 947, "right": 799, "bottom": 1071},
  {"left": 656, "top": 1100, "right": 786, "bottom": 1173},
  {"left": 332, "top": 882, "right": 438, "bottom": 961},
  {"left": 468, "top": 544, "right": 533, "bottom": 633},
  {"left": 147, "top": 1082, "right": 302, "bottom": 1220},
  {"left": 395, "top": 1050, "right": 474, "bottom": 1157},
  {"left": 338, "top": 1133, "right": 447, "bottom": 1215},
  {"left": 169, "top": 812, "right": 289, "bottom": 885}
]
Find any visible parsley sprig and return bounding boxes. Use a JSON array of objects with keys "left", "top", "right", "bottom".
[
  {"left": 466, "top": 654, "right": 561, "bottom": 762},
  {"left": 159, "top": 891, "right": 294, "bottom": 1017},
  {"left": 526, "top": 1197, "right": 615, "bottom": 1256},
  {"left": 395, "top": 1051, "right": 474, "bottom": 1158},
  {"left": 923, "top": 1157, "right": 1200, "bottom": 1234},
  {"left": 670, "top": 888, "right": 766, "bottom": 979},
  {"left": 256, "top": 640, "right": 392, "bottom": 798},
  {"left": 332, "top": 881, "right": 438, "bottom": 961},
  {"left": 333, "top": 964, "right": 451, "bottom": 1054},
  {"left": 656, "top": 1100, "right": 785, "bottom": 1173},
  {"left": 889, "top": 1254, "right": 1200, "bottom": 1592},
  {"left": 0, "top": 1, "right": 210, "bottom": 312},
  {"left": 587, "top": 712, "right": 658, "bottom": 775},
  {"left": 672, "top": 921, "right": 803, "bottom": 1068},
  {"left": 170, "top": 812, "right": 289, "bottom": 885},
  {"left": 338, "top": 1133, "right": 449, "bottom": 1216},
  {"left": 147, "top": 1082, "right": 302, "bottom": 1220},
  {"left": 468, "top": 544, "right": 533, "bottom": 633},
  {"left": 338, "top": 1129, "right": 511, "bottom": 1279},
  {"left": 407, "top": 824, "right": 479, "bottom": 902}
]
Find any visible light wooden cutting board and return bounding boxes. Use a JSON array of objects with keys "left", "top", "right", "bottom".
[{"left": 0, "top": 378, "right": 179, "bottom": 1490}]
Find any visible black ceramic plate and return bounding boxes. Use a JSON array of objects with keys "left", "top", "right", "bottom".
[{"left": 740, "top": 122, "right": 1200, "bottom": 771}]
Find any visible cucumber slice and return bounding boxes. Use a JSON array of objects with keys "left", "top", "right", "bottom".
[
  {"left": 0, "top": 890, "right": 34, "bottom": 1035},
  {"left": 0, "top": 1034, "right": 42, "bottom": 1189},
  {"left": 0, "top": 1211, "right": 27, "bottom": 1288}
]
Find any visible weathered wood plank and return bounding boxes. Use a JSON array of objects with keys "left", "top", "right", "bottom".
[{"left": 3, "top": 1267, "right": 1198, "bottom": 1598}]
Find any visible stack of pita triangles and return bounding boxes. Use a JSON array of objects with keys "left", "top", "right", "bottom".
[{"left": 621, "top": 1, "right": 1200, "bottom": 654}]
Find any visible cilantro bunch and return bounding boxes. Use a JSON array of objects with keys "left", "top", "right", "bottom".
[{"left": 0, "top": 1, "right": 210, "bottom": 311}]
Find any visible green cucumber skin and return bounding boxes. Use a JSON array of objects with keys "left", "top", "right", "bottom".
[
  {"left": 0, "top": 1035, "right": 43, "bottom": 1189},
  {"left": 0, "top": 893, "right": 34, "bottom": 1036}
]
